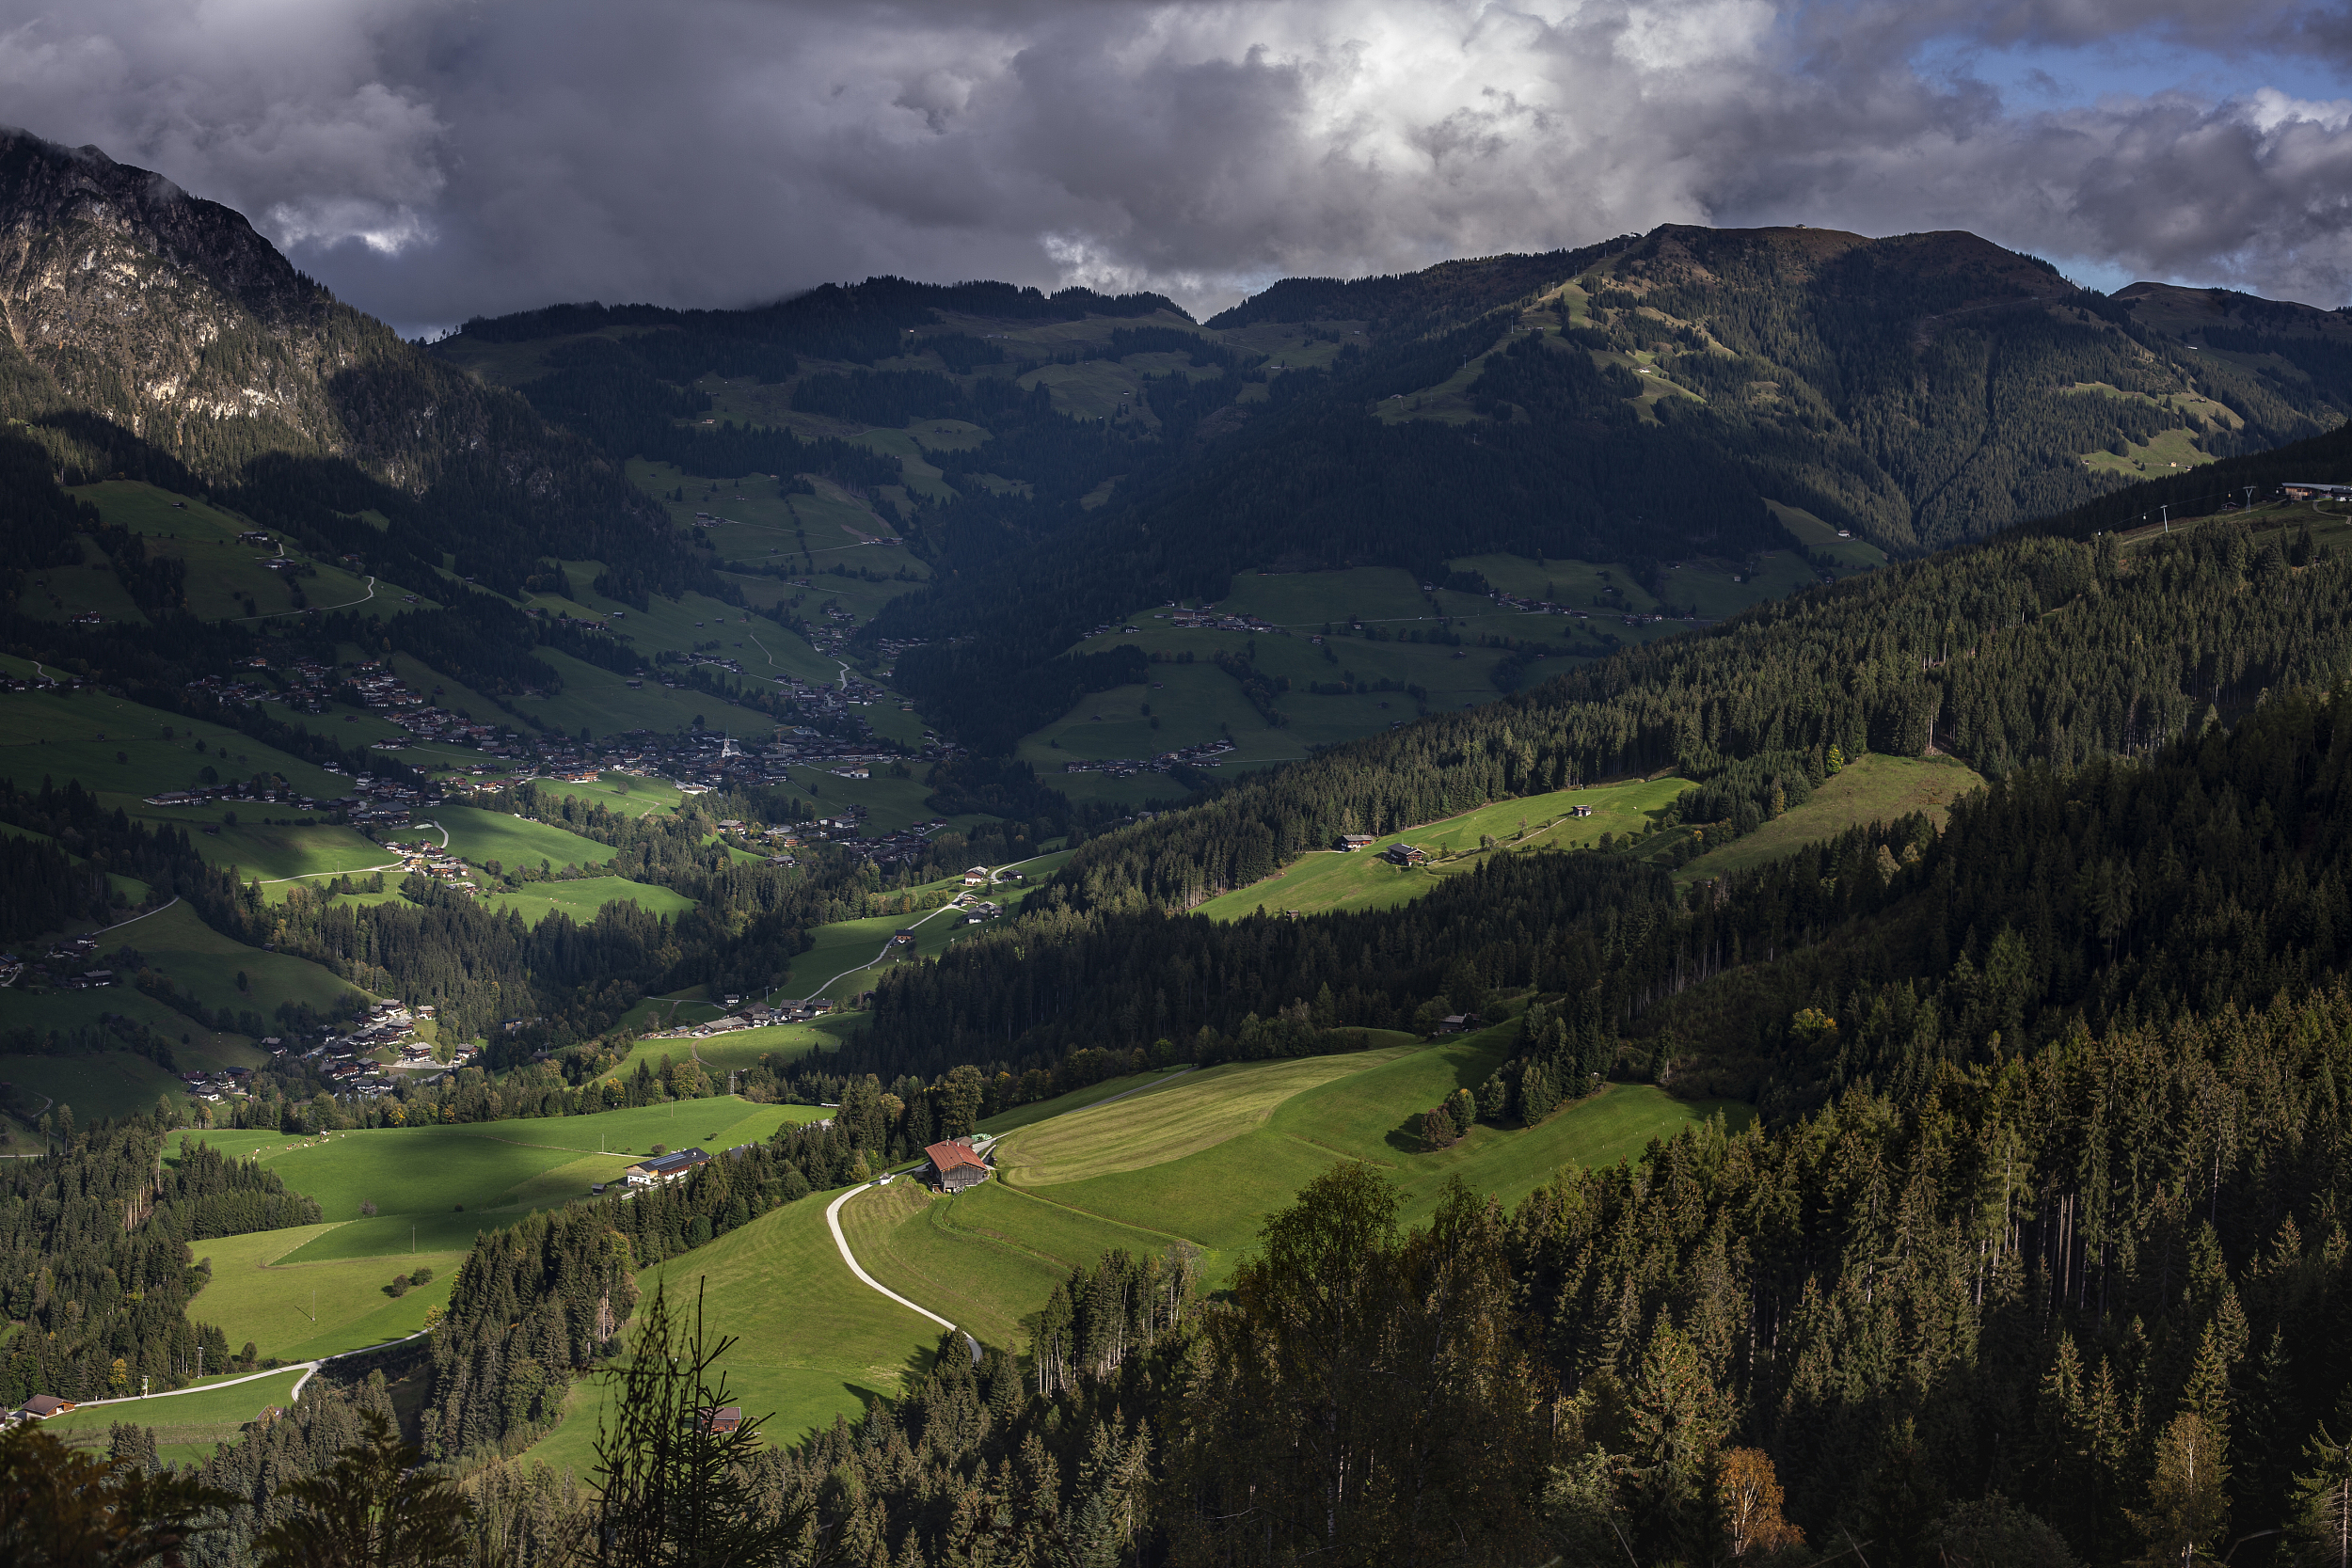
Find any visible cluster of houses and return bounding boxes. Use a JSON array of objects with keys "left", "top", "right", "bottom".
[
  {"left": 389, "top": 838, "right": 483, "bottom": 895},
  {"left": 262, "top": 655, "right": 342, "bottom": 714},
  {"left": 21, "top": 934, "right": 111, "bottom": 990},
  {"left": 345, "top": 662, "right": 428, "bottom": 713},
  {"left": 141, "top": 778, "right": 368, "bottom": 816},
  {"left": 1161, "top": 609, "right": 1280, "bottom": 633},
  {"left": 183, "top": 656, "right": 382, "bottom": 719},
  {"left": 717, "top": 810, "right": 970, "bottom": 874},
  {"left": 178, "top": 1065, "right": 253, "bottom": 1102},
  {"left": 1060, "top": 736, "right": 1236, "bottom": 779},
  {"left": 143, "top": 763, "right": 448, "bottom": 830},
  {"left": 0, "top": 668, "right": 79, "bottom": 693},
  {"left": 339, "top": 773, "right": 439, "bottom": 828},
  {"left": 799, "top": 610, "right": 870, "bottom": 659},
  {"left": 334, "top": 1000, "right": 428, "bottom": 1049},
  {"left": 383, "top": 709, "right": 960, "bottom": 807},
  {"left": 643, "top": 995, "right": 834, "bottom": 1043},
  {"left": 762, "top": 669, "right": 892, "bottom": 727},
  {"left": 372, "top": 683, "right": 514, "bottom": 751},
  {"left": 267, "top": 1001, "right": 462, "bottom": 1098},
  {"left": 183, "top": 672, "right": 293, "bottom": 709}
]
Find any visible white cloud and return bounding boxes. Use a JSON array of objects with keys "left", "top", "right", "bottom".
[{"left": 3, "top": 0, "right": 2349, "bottom": 326}]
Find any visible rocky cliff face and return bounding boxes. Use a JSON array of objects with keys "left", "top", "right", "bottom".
[{"left": 0, "top": 128, "right": 591, "bottom": 499}]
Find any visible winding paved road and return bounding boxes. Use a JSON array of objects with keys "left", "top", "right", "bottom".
[
  {"left": 818, "top": 1067, "right": 1193, "bottom": 1366},
  {"left": 48, "top": 1328, "right": 427, "bottom": 1417},
  {"left": 89, "top": 895, "right": 180, "bottom": 934},
  {"left": 783, "top": 848, "right": 1059, "bottom": 1005},
  {"left": 825, "top": 1181, "right": 979, "bottom": 1366},
  {"left": 255, "top": 818, "right": 447, "bottom": 886},
  {"left": 235, "top": 575, "right": 376, "bottom": 623}
]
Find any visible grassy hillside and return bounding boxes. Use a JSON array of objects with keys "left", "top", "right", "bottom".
[
  {"left": 187, "top": 1223, "right": 464, "bottom": 1364},
  {"left": 1191, "top": 778, "right": 1690, "bottom": 921},
  {"left": 846, "top": 1032, "right": 1746, "bottom": 1356},
  {"left": 518, "top": 1186, "right": 947, "bottom": 1477},
  {"left": 1673, "top": 752, "right": 1986, "bottom": 881},
  {"left": 509, "top": 1037, "right": 1722, "bottom": 1472},
  {"left": 37, "top": 1368, "right": 312, "bottom": 1466},
  {"left": 0, "top": 688, "right": 352, "bottom": 808},
  {"left": 69, "top": 481, "right": 428, "bottom": 624},
  {"left": 476, "top": 875, "right": 692, "bottom": 927},
  {"left": 179, "top": 1099, "right": 830, "bottom": 1261},
  {"left": 0, "top": 1048, "right": 199, "bottom": 1131},
  {"left": 975, "top": 1066, "right": 1197, "bottom": 1136},
  {"left": 607, "top": 1022, "right": 847, "bottom": 1082},
  {"left": 1018, "top": 553, "right": 1850, "bottom": 808},
  {"left": 772, "top": 854, "right": 1073, "bottom": 1001},
  {"left": 428, "top": 806, "right": 615, "bottom": 874},
  {"left": 779, "top": 903, "right": 972, "bottom": 1001},
  {"left": 1764, "top": 499, "right": 1893, "bottom": 572},
  {"left": 114, "top": 898, "right": 370, "bottom": 1018}
]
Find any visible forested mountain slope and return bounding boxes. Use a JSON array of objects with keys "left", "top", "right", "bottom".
[
  {"left": 866, "top": 226, "right": 2352, "bottom": 747},
  {"left": 431, "top": 216, "right": 2352, "bottom": 750},
  {"left": 842, "top": 659, "right": 2352, "bottom": 1105},
  {"left": 1037, "top": 516, "right": 2348, "bottom": 914},
  {"left": 1540, "top": 226, "right": 2352, "bottom": 549}
]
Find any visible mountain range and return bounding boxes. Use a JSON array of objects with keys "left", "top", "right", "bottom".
[{"left": 4, "top": 122, "right": 2352, "bottom": 749}]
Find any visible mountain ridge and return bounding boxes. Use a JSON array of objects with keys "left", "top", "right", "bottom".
[
  {"left": 0, "top": 126, "right": 692, "bottom": 600},
  {"left": 9, "top": 121, "right": 2352, "bottom": 753}
]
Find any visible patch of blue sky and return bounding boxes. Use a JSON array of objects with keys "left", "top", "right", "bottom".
[{"left": 1911, "top": 35, "right": 2349, "bottom": 118}]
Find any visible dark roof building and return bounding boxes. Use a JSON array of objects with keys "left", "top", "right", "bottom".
[{"left": 625, "top": 1147, "right": 713, "bottom": 1187}]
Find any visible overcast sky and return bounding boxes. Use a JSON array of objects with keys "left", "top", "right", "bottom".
[{"left": 7, "top": 0, "right": 2350, "bottom": 331}]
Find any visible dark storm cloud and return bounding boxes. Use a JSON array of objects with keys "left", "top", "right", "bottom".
[{"left": 3, "top": 0, "right": 2348, "bottom": 326}]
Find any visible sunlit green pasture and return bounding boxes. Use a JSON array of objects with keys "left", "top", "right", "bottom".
[
  {"left": 176, "top": 1099, "right": 829, "bottom": 1262},
  {"left": 1190, "top": 777, "right": 1692, "bottom": 921}
]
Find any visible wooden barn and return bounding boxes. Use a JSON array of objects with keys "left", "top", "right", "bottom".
[{"left": 924, "top": 1137, "right": 993, "bottom": 1193}]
